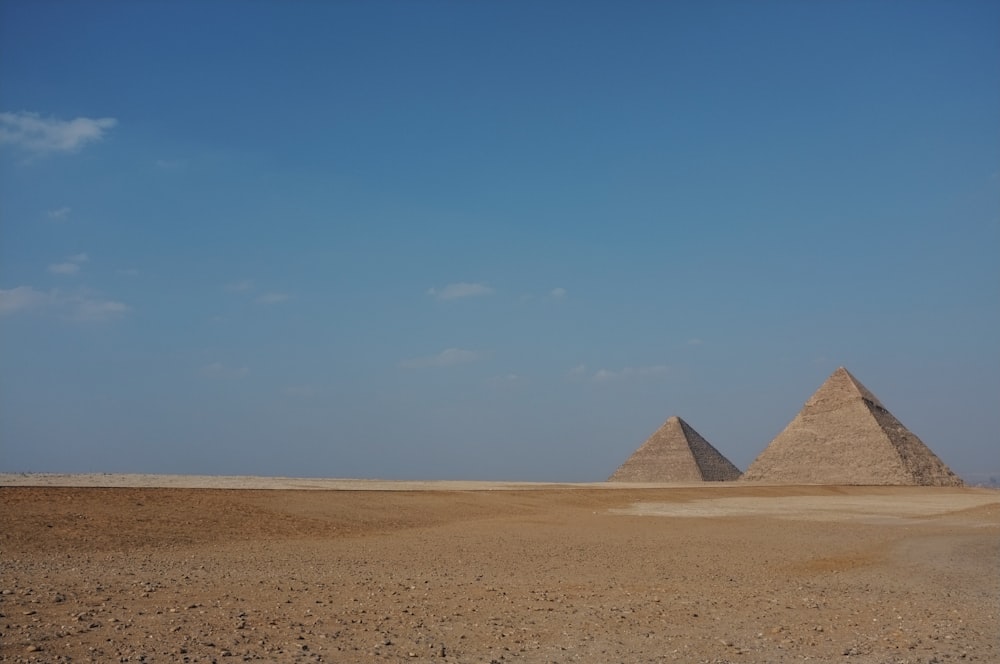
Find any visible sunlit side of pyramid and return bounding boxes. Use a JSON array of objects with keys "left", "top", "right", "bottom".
[
  {"left": 743, "top": 367, "right": 962, "bottom": 486},
  {"left": 609, "top": 416, "right": 742, "bottom": 482}
]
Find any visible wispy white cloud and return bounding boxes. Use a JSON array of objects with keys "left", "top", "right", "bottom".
[
  {"left": 48, "top": 262, "right": 81, "bottom": 276},
  {"left": 154, "top": 158, "right": 186, "bottom": 170},
  {"left": 224, "top": 279, "right": 254, "bottom": 292},
  {"left": 568, "top": 363, "right": 588, "bottom": 379},
  {"left": 0, "top": 111, "right": 117, "bottom": 154},
  {"left": 521, "top": 286, "right": 568, "bottom": 303},
  {"left": 47, "top": 206, "right": 71, "bottom": 220},
  {"left": 201, "top": 362, "right": 250, "bottom": 379},
  {"left": 0, "top": 286, "right": 52, "bottom": 315},
  {"left": 399, "top": 348, "right": 485, "bottom": 369},
  {"left": 488, "top": 373, "right": 521, "bottom": 386},
  {"left": 0, "top": 285, "right": 127, "bottom": 321},
  {"left": 223, "top": 280, "right": 290, "bottom": 305},
  {"left": 47, "top": 252, "right": 89, "bottom": 276},
  {"left": 256, "top": 292, "right": 290, "bottom": 305},
  {"left": 591, "top": 365, "right": 669, "bottom": 382},
  {"left": 427, "top": 282, "right": 494, "bottom": 300},
  {"left": 70, "top": 296, "right": 128, "bottom": 321}
]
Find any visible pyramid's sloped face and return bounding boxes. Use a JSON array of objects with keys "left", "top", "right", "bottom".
[
  {"left": 864, "top": 403, "right": 963, "bottom": 486},
  {"left": 609, "top": 417, "right": 741, "bottom": 482},
  {"left": 678, "top": 420, "right": 742, "bottom": 481},
  {"left": 743, "top": 368, "right": 963, "bottom": 486},
  {"left": 743, "top": 399, "right": 914, "bottom": 484}
]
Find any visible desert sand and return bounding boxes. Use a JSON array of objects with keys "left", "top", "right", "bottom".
[{"left": 2, "top": 476, "right": 998, "bottom": 663}]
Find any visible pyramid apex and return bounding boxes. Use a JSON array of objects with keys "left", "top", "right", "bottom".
[
  {"left": 830, "top": 366, "right": 855, "bottom": 380},
  {"left": 819, "top": 366, "right": 883, "bottom": 407}
]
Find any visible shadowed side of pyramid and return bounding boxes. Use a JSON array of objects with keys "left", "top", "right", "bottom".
[
  {"left": 609, "top": 416, "right": 742, "bottom": 482},
  {"left": 742, "top": 367, "right": 962, "bottom": 486}
]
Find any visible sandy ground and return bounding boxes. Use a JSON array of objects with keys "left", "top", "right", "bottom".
[{"left": 1, "top": 477, "right": 998, "bottom": 664}]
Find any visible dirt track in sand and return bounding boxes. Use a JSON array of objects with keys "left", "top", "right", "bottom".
[{"left": 1, "top": 480, "right": 998, "bottom": 663}]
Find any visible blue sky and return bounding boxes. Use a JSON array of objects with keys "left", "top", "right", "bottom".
[{"left": 1, "top": 1, "right": 998, "bottom": 482}]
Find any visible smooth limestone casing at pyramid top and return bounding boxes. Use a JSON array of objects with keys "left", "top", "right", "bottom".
[
  {"left": 609, "top": 416, "right": 742, "bottom": 482},
  {"left": 742, "top": 367, "right": 962, "bottom": 486}
]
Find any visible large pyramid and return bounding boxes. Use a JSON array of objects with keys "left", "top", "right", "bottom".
[
  {"left": 743, "top": 367, "right": 962, "bottom": 485},
  {"left": 609, "top": 416, "right": 741, "bottom": 482}
]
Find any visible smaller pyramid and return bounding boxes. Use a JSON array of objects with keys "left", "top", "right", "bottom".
[
  {"left": 609, "top": 416, "right": 742, "bottom": 482},
  {"left": 742, "top": 367, "right": 962, "bottom": 486}
]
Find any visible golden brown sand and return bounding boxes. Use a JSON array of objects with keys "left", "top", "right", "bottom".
[{"left": 2, "top": 478, "right": 997, "bottom": 663}]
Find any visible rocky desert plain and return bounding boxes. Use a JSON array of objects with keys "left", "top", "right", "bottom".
[{"left": 1, "top": 474, "right": 998, "bottom": 664}]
